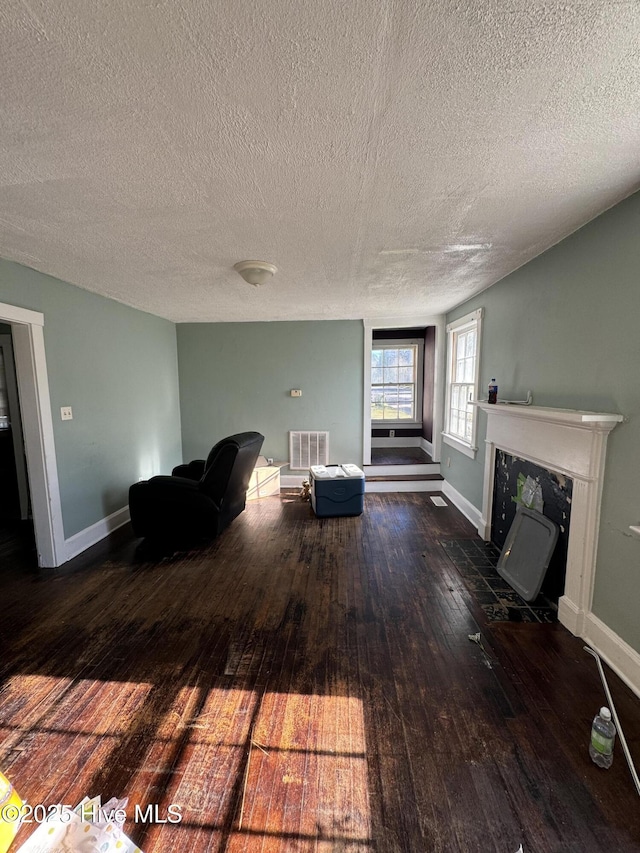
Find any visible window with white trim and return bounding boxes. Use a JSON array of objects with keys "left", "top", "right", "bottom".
[
  {"left": 443, "top": 309, "right": 483, "bottom": 458},
  {"left": 371, "top": 340, "right": 423, "bottom": 424}
]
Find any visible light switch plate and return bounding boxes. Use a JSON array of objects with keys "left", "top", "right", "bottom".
[{"left": 61, "top": 406, "right": 73, "bottom": 420}]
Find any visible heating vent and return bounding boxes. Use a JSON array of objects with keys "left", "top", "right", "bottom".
[{"left": 289, "top": 431, "right": 329, "bottom": 470}]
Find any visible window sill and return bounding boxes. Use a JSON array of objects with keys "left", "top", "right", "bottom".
[{"left": 442, "top": 432, "right": 477, "bottom": 459}]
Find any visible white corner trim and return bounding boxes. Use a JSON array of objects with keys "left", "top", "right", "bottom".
[
  {"left": 420, "top": 437, "right": 433, "bottom": 457},
  {"left": 63, "top": 506, "right": 131, "bottom": 563},
  {"left": 583, "top": 612, "right": 640, "bottom": 700},
  {"left": 441, "top": 480, "right": 483, "bottom": 531},
  {"left": 557, "top": 594, "right": 583, "bottom": 637}
]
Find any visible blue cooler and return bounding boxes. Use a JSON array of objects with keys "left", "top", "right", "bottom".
[{"left": 309, "top": 464, "right": 365, "bottom": 518}]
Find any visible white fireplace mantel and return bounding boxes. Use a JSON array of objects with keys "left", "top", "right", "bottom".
[
  {"left": 474, "top": 402, "right": 623, "bottom": 637},
  {"left": 475, "top": 402, "right": 623, "bottom": 429}
]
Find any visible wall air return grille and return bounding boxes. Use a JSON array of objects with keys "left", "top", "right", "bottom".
[{"left": 289, "top": 431, "right": 329, "bottom": 470}]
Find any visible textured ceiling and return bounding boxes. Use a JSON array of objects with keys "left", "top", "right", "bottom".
[{"left": 1, "top": 1, "right": 639, "bottom": 323}]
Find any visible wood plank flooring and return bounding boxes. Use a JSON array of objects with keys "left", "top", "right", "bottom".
[
  {"left": 1, "top": 492, "right": 639, "bottom": 852},
  {"left": 369, "top": 447, "right": 432, "bottom": 466}
]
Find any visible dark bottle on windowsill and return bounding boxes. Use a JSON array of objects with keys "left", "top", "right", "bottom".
[{"left": 488, "top": 378, "right": 498, "bottom": 404}]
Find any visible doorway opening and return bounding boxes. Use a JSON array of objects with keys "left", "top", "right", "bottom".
[
  {"left": 370, "top": 326, "right": 434, "bottom": 467},
  {"left": 363, "top": 316, "right": 445, "bottom": 466},
  {"left": 362, "top": 316, "right": 445, "bottom": 490},
  {"left": 0, "top": 328, "right": 35, "bottom": 563},
  {"left": 0, "top": 301, "right": 65, "bottom": 567}
]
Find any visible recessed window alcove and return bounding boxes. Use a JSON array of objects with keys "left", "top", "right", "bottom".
[{"left": 475, "top": 403, "right": 623, "bottom": 637}]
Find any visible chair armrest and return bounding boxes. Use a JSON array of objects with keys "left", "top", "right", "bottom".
[
  {"left": 171, "top": 460, "right": 206, "bottom": 480},
  {"left": 143, "top": 475, "right": 220, "bottom": 511},
  {"left": 149, "top": 474, "right": 200, "bottom": 490}
]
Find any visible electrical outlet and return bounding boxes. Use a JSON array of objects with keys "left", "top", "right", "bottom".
[
  {"left": 290, "top": 389, "right": 302, "bottom": 397},
  {"left": 389, "top": 429, "right": 395, "bottom": 438},
  {"left": 60, "top": 406, "right": 73, "bottom": 421}
]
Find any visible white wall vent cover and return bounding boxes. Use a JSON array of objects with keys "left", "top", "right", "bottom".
[{"left": 289, "top": 431, "right": 329, "bottom": 470}]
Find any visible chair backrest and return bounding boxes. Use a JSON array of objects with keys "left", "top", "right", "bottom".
[{"left": 200, "top": 432, "right": 265, "bottom": 510}]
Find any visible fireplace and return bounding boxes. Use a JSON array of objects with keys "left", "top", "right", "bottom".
[
  {"left": 474, "top": 403, "right": 622, "bottom": 636},
  {"left": 491, "top": 449, "right": 572, "bottom": 603}
]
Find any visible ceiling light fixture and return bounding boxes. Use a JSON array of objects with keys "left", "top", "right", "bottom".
[{"left": 233, "top": 260, "right": 278, "bottom": 286}]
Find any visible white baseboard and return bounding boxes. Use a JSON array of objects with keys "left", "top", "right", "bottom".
[
  {"left": 63, "top": 506, "right": 131, "bottom": 563},
  {"left": 583, "top": 612, "right": 640, "bottom": 699},
  {"left": 441, "top": 480, "right": 483, "bottom": 531},
  {"left": 365, "top": 480, "right": 443, "bottom": 493}
]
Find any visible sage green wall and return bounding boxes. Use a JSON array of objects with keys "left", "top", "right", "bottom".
[
  {"left": 444, "top": 190, "right": 640, "bottom": 652},
  {"left": 177, "top": 321, "right": 364, "bottom": 471},
  {"left": 0, "top": 259, "right": 182, "bottom": 539}
]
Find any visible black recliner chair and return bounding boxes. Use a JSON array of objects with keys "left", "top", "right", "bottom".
[{"left": 129, "top": 431, "right": 264, "bottom": 552}]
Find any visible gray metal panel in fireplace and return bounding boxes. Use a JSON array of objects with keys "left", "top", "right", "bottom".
[
  {"left": 497, "top": 508, "right": 560, "bottom": 603},
  {"left": 491, "top": 450, "right": 572, "bottom": 602}
]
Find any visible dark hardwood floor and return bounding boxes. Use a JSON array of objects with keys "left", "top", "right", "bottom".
[
  {"left": 0, "top": 519, "right": 36, "bottom": 566},
  {"left": 1, "top": 492, "right": 639, "bottom": 852}
]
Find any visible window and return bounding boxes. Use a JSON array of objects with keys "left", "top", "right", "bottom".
[
  {"left": 443, "top": 309, "right": 483, "bottom": 458},
  {"left": 371, "top": 341, "right": 423, "bottom": 423}
]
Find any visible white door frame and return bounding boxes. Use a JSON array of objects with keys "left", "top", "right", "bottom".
[
  {"left": 362, "top": 315, "right": 446, "bottom": 466},
  {"left": 0, "top": 333, "right": 30, "bottom": 519},
  {"left": 0, "top": 301, "right": 65, "bottom": 566}
]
